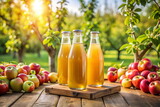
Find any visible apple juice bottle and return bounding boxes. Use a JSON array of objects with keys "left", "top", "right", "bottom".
[
  {"left": 87, "top": 31, "right": 104, "bottom": 87},
  {"left": 68, "top": 30, "right": 87, "bottom": 90},
  {"left": 57, "top": 31, "right": 71, "bottom": 85}
]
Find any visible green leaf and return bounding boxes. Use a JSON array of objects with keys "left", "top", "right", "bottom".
[
  {"left": 137, "top": 34, "right": 147, "bottom": 43},
  {"left": 124, "top": 16, "right": 130, "bottom": 25},
  {"left": 138, "top": 44, "right": 146, "bottom": 50},
  {"left": 118, "top": 4, "right": 126, "bottom": 9},
  {"left": 140, "top": 0, "right": 146, "bottom": 6},
  {"left": 132, "top": 48, "right": 136, "bottom": 53},
  {"left": 134, "top": 8, "right": 142, "bottom": 12},
  {"left": 120, "top": 44, "right": 131, "bottom": 50},
  {"left": 132, "top": 26, "right": 140, "bottom": 33},
  {"left": 126, "top": 47, "right": 132, "bottom": 54},
  {"left": 128, "top": 37, "right": 135, "bottom": 43},
  {"left": 156, "top": 44, "right": 160, "bottom": 52}
]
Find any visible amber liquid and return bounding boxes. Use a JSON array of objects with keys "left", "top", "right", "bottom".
[
  {"left": 68, "top": 43, "right": 87, "bottom": 90},
  {"left": 58, "top": 44, "right": 71, "bottom": 85},
  {"left": 87, "top": 43, "right": 104, "bottom": 87}
]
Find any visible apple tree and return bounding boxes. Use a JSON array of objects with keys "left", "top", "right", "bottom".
[{"left": 119, "top": 0, "right": 160, "bottom": 62}]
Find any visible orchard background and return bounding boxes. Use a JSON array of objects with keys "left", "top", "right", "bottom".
[{"left": 0, "top": 0, "right": 159, "bottom": 72}]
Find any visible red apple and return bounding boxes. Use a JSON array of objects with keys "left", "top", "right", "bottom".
[
  {"left": 108, "top": 67, "right": 117, "bottom": 72},
  {"left": 107, "top": 71, "right": 118, "bottom": 82},
  {"left": 128, "top": 62, "right": 138, "bottom": 70},
  {"left": 147, "top": 72, "right": 159, "bottom": 82},
  {"left": 150, "top": 65, "right": 159, "bottom": 72},
  {"left": 43, "top": 73, "right": 49, "bottom": 83},
  {"left": 42, "top": 71, "right": 50, "bottom": 75},
  {"left": 36, "top": 74, "right": 43, "bottom": 85},
  {"left": 149, "top": 81, "right": 160, "bottom": 95},
  {"left": 17, "top": 68, "right": 27, "bottom": 74},
  {"left": 140, "top": 79, "right": 150, "bottom": 93},
  {"left": 22, "top": 65, "right": 31, "bottom": 75},
  {"left": 10, "top": 77, "right": 23, "bottom": 92},
  {"left": 0, "top": 80, "right": 9, "bottom": 95},
  {"left": 29, "top": 63, "right": 40, "bottom": 74},
  {"left": 0, "top": 65, "right": 5, "bottom": 71},
  {"left": 132, "top": 75, "right": 145, "bottom": 89},
  {"left": 17, "top": 73, "right": 28, "bottom": 82},
  {"left": 125, "top": 69, "right": 139, "bottom": 79},
  {"left": 122, "top": 78, "right": 132, "bottom": 88},
  {"left": 39, "top": 72, "right": 45, "bottom": 84},
  {"left": 5, "top": 66, "right": 18, "bottom": 80},
  {"left": 141, "top": 70, "right": 150, "bottom": 79},
  {"left": 138, "top": 58, "right": 152, "bottom": 72},
  {"left": 119, "top": 75, "right": 126, "bottom": 83},
  {"left": 117, "top": 68, "right": 126, "bottom": 78}
]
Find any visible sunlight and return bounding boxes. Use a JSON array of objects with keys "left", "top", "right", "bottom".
[{"left": 31, "top": 0, "right": 43, "bottom": 16}]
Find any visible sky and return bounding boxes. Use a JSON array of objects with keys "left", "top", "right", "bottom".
[{"left": 51, "top": 0, "right": 123, "bottom": 15}]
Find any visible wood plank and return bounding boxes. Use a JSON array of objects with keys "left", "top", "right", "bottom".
[
  {"left": 11, "top": 83, "right": 49, "bottom": 107},
  {"left": 45, "top": 83, "right": 121, "bottom": 99},
  {"left": 103, "top": 93, "right": 129, "bottom": 107},
  {"left": 33, "top": 90, "right": 59, "bottom": 107},
  {"left": 0, "top": 92, "right": 24, "bottom": 107},
  {"left": 82, "top": 98, "right": 105, "bottom": 107},
  {"left": 57, "top": 96, "right": 81, "bottom": 107},
  {"left": 135, "top": 89, "right": 160, "bottom": 107},
  {"left": 120, "top": 87, "right": 151, "bottom": 107}
]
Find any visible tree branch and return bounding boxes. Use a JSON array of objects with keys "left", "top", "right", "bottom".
[
  {"left": 139, "top": 43, "right": 153, "bottom": 58},
  {"left": 0, "top": 14, "right": 17, "bottom": 31},
  {"left": 153, "top": 0, "right": 160, "bottom": 8}
]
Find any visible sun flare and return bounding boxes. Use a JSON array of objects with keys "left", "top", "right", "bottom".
[{"left": 31, "top": 0, "right": 43, "bottom": 16}]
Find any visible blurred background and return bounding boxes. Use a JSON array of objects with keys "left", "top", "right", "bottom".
[{"left": 0, "top": 0, "right": 159, "bottom": 71}]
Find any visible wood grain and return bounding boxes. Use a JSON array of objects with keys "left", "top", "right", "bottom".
[
  {"left": 57, "top": 96, "right": 81, "bottom": 107},
  {"left": 33, "top": 90, "right": 59, "bottom": 107},
  {"left": 82, "top": 98, "right": 105, "bottom": 107},
  {"left": 11, "top": 84, "right": 49, "bottom": 107},
  {"left": 0, "top": 91, "right": 24, "bottom": 107},
  {"left": 103, "top": 93, "right": 128, "bottom": 107},
  {"left": 45, "top": 83, "right": 121, "bottom": 99},
  {"left": 120, "top": 87, "right": 151, "bottom": 107}
]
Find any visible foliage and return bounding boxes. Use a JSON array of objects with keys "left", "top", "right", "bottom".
[
  {"left": 119, "top": 0, "right": 160, "bottom": 61},
  {"left": 79, "top": 0, "right": 99, "bottom": 48}
]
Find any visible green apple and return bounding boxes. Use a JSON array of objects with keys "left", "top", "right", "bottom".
[
  {"left": 0, "top": 76, "right": 9, "bottom": 85},
  {"left": 5, "top": 66, "right": 18, "bottom": 80},
  {"left": 27, "top": 75, "right": 39, "bottom": 88},
  {"left": 10, "top": 77, "right": 23, "bottom": 92},
  {"left": 23, "top": 80, "right": 35, "bottom": 92}
]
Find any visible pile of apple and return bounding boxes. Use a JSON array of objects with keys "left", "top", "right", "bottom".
[
  {"left": 107, "top": 58, "right": 160, "bottom": 95},
  {"left": 0, "top": 63, "right": 57, "bottom": 95}
]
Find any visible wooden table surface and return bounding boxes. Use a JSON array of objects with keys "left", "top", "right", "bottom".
[{"left": 0, "top": 81, "right": 160, "bottom": 107}]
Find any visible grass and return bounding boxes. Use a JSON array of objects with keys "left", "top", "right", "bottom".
[{"left": 0, "top": 50, "right": 159, "bottom": 72}]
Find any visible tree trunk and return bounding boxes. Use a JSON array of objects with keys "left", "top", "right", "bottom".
[
  {"left": 49, "top": 53, "right": 56, "bottom": 72},
  {"left": 134, "top": 52, "right": 142, "bottom": 62},
  {"left": 18, "top": 48, "right": 24, "bottom": 62},
  {"left": 117, "top": 50, "right": 121, "bottom": 60},
  {"left": 12, "top": 52, "right": 16, "bottom": 59},
  {"left": 37, "top": 49, "right": 41, "bottom": 57}
]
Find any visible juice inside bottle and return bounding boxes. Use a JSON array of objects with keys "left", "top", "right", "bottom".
[
  {"left": 58, "top": 31, "right": 71, "bottom": 85},
  {"left": 87, "top": 31, "right": 104, "bottom": 87},
  {"left": 68, "top": 30, "right": 87, "bottom": 90}
]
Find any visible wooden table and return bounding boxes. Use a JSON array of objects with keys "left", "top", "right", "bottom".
[{"left": 0, "top": 81, "right": 160, "bottom": 107}]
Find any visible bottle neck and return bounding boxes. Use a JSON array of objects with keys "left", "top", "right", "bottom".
[
  {"left": 61, "top": 35, "right": 71, "bottom": 44},
  {"left": 73, "top": 33, "right": 83, "bottom": 44},
  {"left": 90, "top": 34, "right": 100, "bottom": 44}
]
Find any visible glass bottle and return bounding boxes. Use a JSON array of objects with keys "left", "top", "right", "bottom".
[
  {"left": 87, "top": 31, "right": 104, "bottom": 87},
  {"left": 68, "top": 30, "right": 87, "bottom": 90},
  {"left": 57, "top": 31, "right": 71, "bottom": 85}
]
